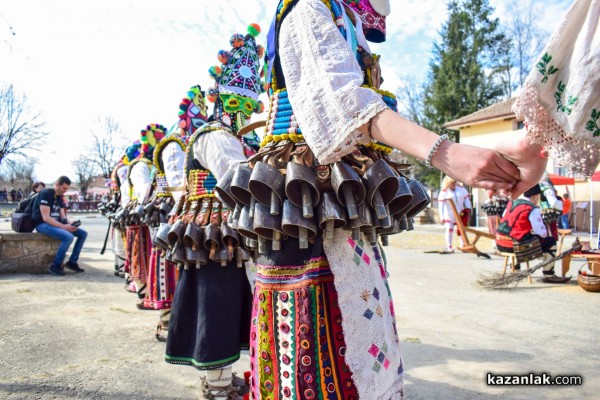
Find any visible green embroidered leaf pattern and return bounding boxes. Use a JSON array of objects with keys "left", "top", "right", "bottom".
[
  {"left": 554, "top": 81, "right": 578, "bottom": 115},
  {"left": 537, "top": 53, "right": 559, "bottom": 84},
  {"left": 587, "top": 108, "right": 600, "bottom": 137}
]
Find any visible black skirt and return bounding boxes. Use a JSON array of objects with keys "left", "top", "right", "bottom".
[{"left": 165, "top": 261, "right": 252, "bottom": 370}]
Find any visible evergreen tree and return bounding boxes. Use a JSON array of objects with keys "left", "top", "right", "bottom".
[{"left": 423, "top": 0, "right": 510, "bottom": 140}]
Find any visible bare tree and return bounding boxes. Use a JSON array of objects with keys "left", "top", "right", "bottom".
[
  {"left": 502, "top": 0, "right": 548, "bottom": 93},
  {"left": 0, "top": 83, "right": 48, "bottom": 166},
  {"left": 72, "top": 155, "right": 96, "bottom": 197},
  {"left": 397, "top": 76, "right": 426, "bottom": 126},
  {"left": 2, "top": 160, "right": 36, "bottom": 193},
  {"left": 89, "top": 116, "right": 127, "bottom": 178}
]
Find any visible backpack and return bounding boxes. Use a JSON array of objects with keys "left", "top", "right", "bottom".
[
  {"left": 12, "top": 193, "right": 38, "bottom": 233},
  {"left": 16, "top": 193, "right": 38, "bottom": 214}
]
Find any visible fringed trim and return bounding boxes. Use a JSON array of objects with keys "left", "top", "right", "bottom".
[{"left": 513, "top": 83, "right": 600, "bottom": 177}]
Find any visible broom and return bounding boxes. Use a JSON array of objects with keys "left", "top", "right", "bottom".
[{"left": 478, "top": 241, "right": 582, "bottom": 289}]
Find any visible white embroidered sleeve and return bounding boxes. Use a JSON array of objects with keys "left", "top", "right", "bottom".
[
  {"left": 162, "top": 141, "right": 186, "bottom": 204},
  {"left": 512, "top": 0, "right": 600, "bottom": 176},
  {"left": 529, "top": 208, "right": 548, "bottom": 237},
  {"left": 279, "top": 0, "right": 388, "bottom": 165},
  {"left": 193, "top": 130, "right": 246, "bottom": 180},
  {"left": 130, "top": 162, "right": 151, "bottom": 202},
  {"left": 117, "top": 166, "right": 130, "bottom": 207}
]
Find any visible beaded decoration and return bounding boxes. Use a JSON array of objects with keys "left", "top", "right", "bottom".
[
  {"left": 140, "top": 124, "right": 168, "bottom": 161},
  {"left": 207, "top": 23, "right": 265, "bottom": 131},
  {"left": 178, "top": 85, "right": 209, "bottom": 138}
]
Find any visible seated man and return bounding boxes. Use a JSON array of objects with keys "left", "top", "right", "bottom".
[
  {"left": 495, "top": 184, "right": 569, "bottom": 283},
  {"left": 31, "top": 176, "right": 88, "bottom": 276}
]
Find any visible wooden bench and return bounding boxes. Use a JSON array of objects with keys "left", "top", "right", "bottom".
[{"left": 447, "top": 198, "right": 495, "bottom": 256}]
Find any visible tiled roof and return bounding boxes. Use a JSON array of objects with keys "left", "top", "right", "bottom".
[{"left": 443, "top": 97, "right": 517, "bottom": 129}]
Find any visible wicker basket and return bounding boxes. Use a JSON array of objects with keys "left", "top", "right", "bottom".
[{"left": 577, "top": 268, "right": 600, "bottom": 292}]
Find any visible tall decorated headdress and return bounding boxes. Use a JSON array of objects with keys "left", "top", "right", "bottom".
[
  {"left": 178, "top": 85, "right": 209, "bottom": 139},
  {"left": 344, "top": 0, "right": 390, "bottom": 43},
  {"left": 139, "top": 123, "right": 167, "bottom": 161},
  {"left": 207, "top": 23, "right": 265, "bottom": 130}
]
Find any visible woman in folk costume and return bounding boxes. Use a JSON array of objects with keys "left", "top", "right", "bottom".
[
  {"left": 165, "top": 25, "right": 263, "bottom": 400},
  {"left": 215, "top": 1, "right": 520, "bottom": 399},
  {"left": 123, "top": 124, "right": 167, "bottom": 308},
  {"left": 108, "top": 160, "right": 130, "bottom": 278},
  {"left": 438, "top": 176, "right": 472, "bottom": 253},
  {"left": 498, "top": 0, "right": 600, "bottom": 194},
  {"left": 147, "top": 85, "right": 210, "bottom": 341}
]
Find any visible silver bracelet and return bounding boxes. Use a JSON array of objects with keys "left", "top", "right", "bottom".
[{"left": 424, "top": 134, "right": 449, "bottom": 168}]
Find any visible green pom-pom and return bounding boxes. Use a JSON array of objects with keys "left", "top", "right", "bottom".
[{"left": 248, "top": 23, "right": 260, "bottom": 37}]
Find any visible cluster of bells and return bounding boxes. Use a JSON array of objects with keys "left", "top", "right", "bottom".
[
  {"left": 211, "top": 158, "right": 431, "bottom": 253},
  {"left": 108, "top": 198, "right": 175, "bottom": 231},
  {"left": 152, "top": 200, "right": 253, "bottom": 270},
  {"left": 481, "top": 197, "right": 509, "bottom": 216},
  {"left": 541, "top": 208, "right": 562, "bottom": 223}
]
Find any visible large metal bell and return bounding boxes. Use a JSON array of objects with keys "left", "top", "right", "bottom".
[
  {"left": 281, "top": 200, "right": 317, "bottom": 249},
  {"left": 221, "top": 221, "right": 240, "bottom": 261},
  {"left": 285, "top": 162, "right": 320, "bottom": 218},
  {"left": 203, "top": 223, "right": 222, "bottom": 260},
  {"left": 253, "top": 202, "right": 287, "bottom": 252},
  {"left": 153, "top": 223, "right": 171, "bottom": 250},
  {"left": 132, "top": 204, "right": 145, "bottom": 220},
  {"left": 363, "top": 160, "right": 399, "bottom": 220},
  {"left": 249, "top": 161, "right": 285, "bottom": 216},
  {"left": 159, "top": 200, "right": 172, "bottom": 216},
  {"left": 144, "top": 201, "right": 157, "bottom": 215},
  {"left": 231, "top": 164, "right": 254, "bottom": 207},
  {"left": 359, "top": 207, "right": 378, "bottom": 246},
  {"left": 214, "top": 167, "right": 238, "bottom": 211},
  {"left": 183, "top": 222, "right": 204, "bottom": 250},
  {"left": 167, "top": 219, "right": 186, "bottom": 249},
  {"left": 235, "top": 246, "right": 252, "bottom": 268},
  {"left": 404, "top": 179, "right": 431, "bottom": 219},
  {"left": 185, "top": 248, "right": 202, "bottom": 269},
  {"left": 173, "top": 245, "right": 188, "bottom": 269},
  {"left": 345, "top": 203, "right": 372, "bottom": 241},
  {"left": 317, "top": 192, "right": 347, "bottom": 240},
  {"left": 237, "top": 205, "right": 258, "bottom": 248},
  {"left": 387, "top": 175, "right": 413, "bottom": 217},
  {"left": 331, "top": 161, "right": 366, "bottom": 220}
]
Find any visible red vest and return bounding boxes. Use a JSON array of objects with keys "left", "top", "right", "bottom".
[{"left": 496, "top": 200, "right": 534, "bottom": 242}]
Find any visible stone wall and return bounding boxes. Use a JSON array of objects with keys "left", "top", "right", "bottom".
[{"left": 0, "top": 232, "right": 61, "bottom": 274}]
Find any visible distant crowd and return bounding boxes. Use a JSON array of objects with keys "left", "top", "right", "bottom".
[{"left": 0, "top": 187, "right": 25, "bottom": 203}]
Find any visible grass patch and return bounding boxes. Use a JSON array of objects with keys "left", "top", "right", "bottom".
[{"left": 16, "top": 289, "right": 32, "bottom": 294}]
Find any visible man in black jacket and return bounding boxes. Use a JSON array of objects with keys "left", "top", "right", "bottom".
[{"left": 32, "top": 176, "right": 88, "bottom": 276}]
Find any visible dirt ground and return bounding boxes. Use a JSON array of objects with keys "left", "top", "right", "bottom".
[{"left": 0, "top": 215, "right": 599, "bottom": 399}]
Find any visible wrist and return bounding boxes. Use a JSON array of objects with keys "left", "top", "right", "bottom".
[{"left": 429, "top": 139, "right": 453, "bottom": 171}]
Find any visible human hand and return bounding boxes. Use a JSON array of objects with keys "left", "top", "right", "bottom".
[
  {"left": 495, "top": 134, "right": 547, "bottom": 198},
  {"left": 64, "top": 224, "right": 77, "bottom": 233},
  {"left": 431, "top": 141, "right": 520, "bottom": 191}
]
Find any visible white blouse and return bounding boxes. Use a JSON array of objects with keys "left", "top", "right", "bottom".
[
  {"left": 161, "top": 141, "right": 186, "bottom": 205},
  {"left": 193, "top": 129, "right": 246, "bottom": 180},
  {"left": 279, "top": 0, "right": 388, "bottom": 165},
  {"left": 130, "top": 162, "right": 151, "bottom": 203}
]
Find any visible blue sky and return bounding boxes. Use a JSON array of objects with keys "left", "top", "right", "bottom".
[{"left": 0, "top": 0, "right": 574, "bottom": 182}]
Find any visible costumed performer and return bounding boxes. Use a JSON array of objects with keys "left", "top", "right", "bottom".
[{"left": 438, "top": 176, "right": 472, "bottom": 253}]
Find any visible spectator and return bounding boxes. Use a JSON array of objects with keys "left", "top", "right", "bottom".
[
  {"left": 31, "top": 176, "right": 87, "bottom": 276},
  {"left": 30, "top": 181, "right": 45, "bottom": 197},
  {"left": 561, "top": 193, "right": 571, "bottom": 229},
  {"left": 495, "top": 184, "right": 568, "bottom": 283},
  {"left": 10, "top": 188, "right": 16, "bottom": 202},
  {"left": 438, "top": 176, "right": 472, "bottom": 253}
]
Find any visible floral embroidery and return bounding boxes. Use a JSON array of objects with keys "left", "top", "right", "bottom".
[
  {"left": 554, "top": 81, "right": 578, "bottom": 115},
  {"left": 586, "top": 109, "right": 600, "bottom": 137},
  {"left": 536, "top": 53, "right": 559, "bottom": 84}
]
